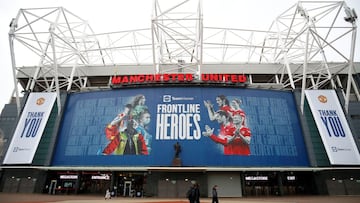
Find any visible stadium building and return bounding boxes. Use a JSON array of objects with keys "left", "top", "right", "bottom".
[{"left": 1, "top": 0, "right": 360, "bottom": 198}]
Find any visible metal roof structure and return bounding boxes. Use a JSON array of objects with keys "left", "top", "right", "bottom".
[{"left": 7, "top": 0, "right": 359, "bottom": 114}]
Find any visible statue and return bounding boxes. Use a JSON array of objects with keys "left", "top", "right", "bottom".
[{"left": 174, "top": 142, "right": 181, "bottom": 158}]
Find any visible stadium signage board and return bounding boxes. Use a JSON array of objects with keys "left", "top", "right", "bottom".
[
  {"left": 3, "top": 92, "right": 57, "bottom": 164},
  {"left": 52, "top": 87, "right": 309, "bottom": 167},
  {"left": 111, "top": 73, "right": 247, "bottom": 86},
  {"left": 305, "top": 90, "right": 360, "bottom": 165}
]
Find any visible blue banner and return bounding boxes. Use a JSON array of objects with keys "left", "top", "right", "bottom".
[{"left": 52, "top": 87, "right": 309, "bottom": 166}]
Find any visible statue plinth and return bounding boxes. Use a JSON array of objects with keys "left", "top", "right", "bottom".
[{"left": 172, "top": 157, "right": 182, "bottom": 166}]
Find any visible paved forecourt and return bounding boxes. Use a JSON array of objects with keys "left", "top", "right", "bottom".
[{"left": 1, "top": 193, "right": 360, "bottom": 203}]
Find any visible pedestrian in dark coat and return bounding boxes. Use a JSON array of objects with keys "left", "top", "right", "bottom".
[
  {"left": 194, "top": 183, "right": 200, "bottom": 203},
  {"left": 187, "top": 185, "right": 195, "bottom": 203},
  {"left": 212, "top": 185, "right": 219, "bottom": 203}
]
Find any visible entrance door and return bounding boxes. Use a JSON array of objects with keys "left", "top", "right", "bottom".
[
  {"left": 158, "top": 180, "right": 176, "bottom": 197},
  {"left": 177, "top": 180, "right": 191, "bottom": 198},
  {"left": 18, "top": 178, "right": 36, "bottom": 193},
  {"left": 48, "top": 180, "right": 57, "bottom": 195},
  {"left": 123, "top": 181, "right": 132, "bottom": 196},
  {"left": 3, "top": 177, "right": 20, "bottom": 193},
  {"left": 158, "top": 180, "right": 192, "bottom": 198}
]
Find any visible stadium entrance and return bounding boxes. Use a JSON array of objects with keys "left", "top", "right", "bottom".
[
  {"left": 44, "top": 171, "right": 112, "bottom": 195},
  {"left": 45, "top": 171, "right": 146, "bottom": 196},
  {"left": 243, "top": 171, "right": 315, "bottom": 196},
  {"left": 114, "top": 172, "right": 145, "bottom": 197}
]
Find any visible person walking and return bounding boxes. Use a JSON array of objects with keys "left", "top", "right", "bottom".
[
  {"left": 194, "top": 183, "right": 200, "bottom": 203},
  {"left": 212, "top": 185, "right": 219, "bottom": 203},
  {"left": 187, "top": 183, "right": 200, "bottom": 203},
  {"left": 104, "top": 188, "right": 111, "bottom": 200},
  {"left": 187, "top": 185, "right": 195, "bottom": 203}
]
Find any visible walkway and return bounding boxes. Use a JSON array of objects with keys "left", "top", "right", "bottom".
[{"left": 1, "top": 193, "right": 360, "bottom": 203}]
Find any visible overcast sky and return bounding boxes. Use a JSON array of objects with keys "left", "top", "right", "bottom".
[{"left": 0, "top": 0, "right": 359, "bottom": 112}]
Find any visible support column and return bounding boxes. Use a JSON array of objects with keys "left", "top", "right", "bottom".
[
  {"left": 111, "top": 171, "right": 117, "bottom": 197},
  {"left": 277, "top": 172, "right": 284, "bottom": 196}
]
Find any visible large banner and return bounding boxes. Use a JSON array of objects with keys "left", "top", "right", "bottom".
[
  {"left": 305, "top": 90, "right": 360, "bottom": 165},
  {"left": 52, "top": 87, "right": 309, "bottom": 167},
  {"left": 3, "top": 92, "right": 57, "bottom": 164}
]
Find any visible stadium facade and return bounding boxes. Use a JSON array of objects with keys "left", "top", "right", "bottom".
[{"left": 1, "top": 0, "right": 360, "bottom": 198}]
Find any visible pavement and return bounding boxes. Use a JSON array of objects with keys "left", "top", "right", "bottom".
[{"left": 0, "top": 193, "right": 360, "bottom": 203}]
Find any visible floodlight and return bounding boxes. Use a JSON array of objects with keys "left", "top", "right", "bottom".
[{"left": 344, "top": 7, "right": 357, "bottom": 23}]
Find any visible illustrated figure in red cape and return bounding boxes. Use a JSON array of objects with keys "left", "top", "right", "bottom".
[
  {"left": 103, "top": 119, "right": 148, "bottom": 155},
  {"left": 102, "top": 94, "right": 151, "bottom": 155}
]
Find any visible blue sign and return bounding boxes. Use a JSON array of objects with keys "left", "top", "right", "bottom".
[{"left": 52, "top": 87, "right": 309, "bottom": 166}]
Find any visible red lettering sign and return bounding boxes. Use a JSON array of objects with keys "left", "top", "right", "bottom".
[{"left": 111, "top": 73, "right": 247, "bottom": 85}]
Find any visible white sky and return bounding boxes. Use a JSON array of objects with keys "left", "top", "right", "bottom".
[{"left": 0, "top": 0, "right": 359, "bottom": 112}]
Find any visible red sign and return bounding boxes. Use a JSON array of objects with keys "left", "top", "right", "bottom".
[
  {"left": 111, "top": 74, "right": 247, "bottom": 85},
  {"left": 201, "top": 74, "right": 247, "bottom": 83}
]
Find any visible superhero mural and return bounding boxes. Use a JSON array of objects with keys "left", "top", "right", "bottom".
[
  {"left": 102, "top": 95, "right": 150, "bottom": 155},
  {"left": 52, "top": 87, "right": 309, "bottom": 166}
]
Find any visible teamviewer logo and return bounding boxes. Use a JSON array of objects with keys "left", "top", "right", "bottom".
[{"left": 163, "top": 95, "right": 172, "bottom": 102}]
